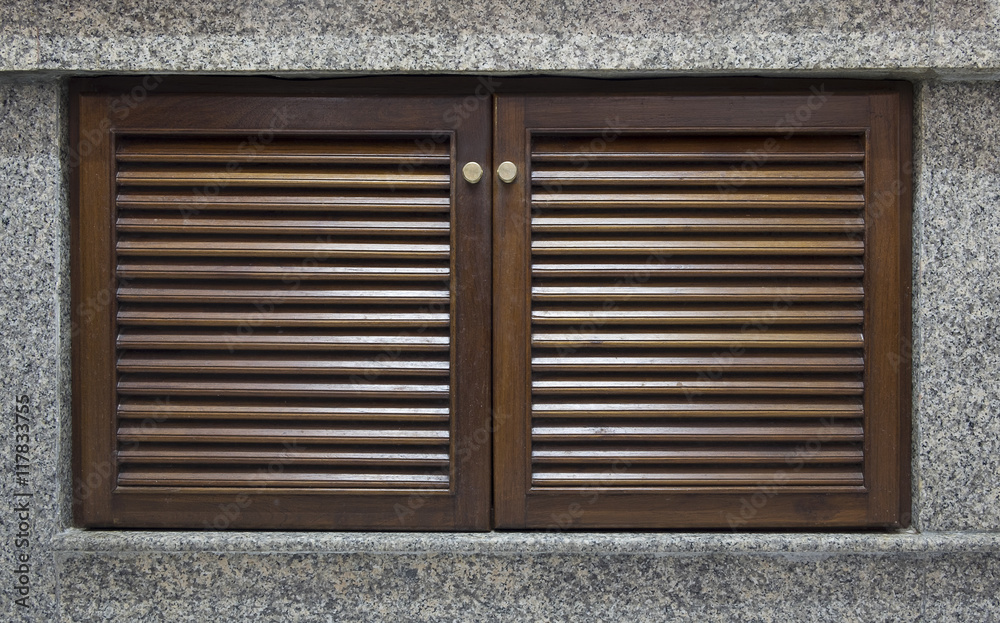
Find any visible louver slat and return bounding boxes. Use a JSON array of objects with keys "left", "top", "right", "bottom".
[
  {"left": 116, "top": 167, "right": 450, "bottom": 188},
  {"left": 494, "top": 89, "right": 910, "bottom": 529},
  {"left": 528, "top": 132, "right": 866, "bottom": 500},
  {"left": 74, "top": 90, "right": 491, "bottom": 530},
  {"left": 116, "top": 191, "right": 451, "bottom": 212},
  {"left": 117, "top": 397, "right": 450, "bottom": 421},
  {"left": 113, "top": 134, "right": 457, "bottom": 497},
  {"left": 117, "top": 309, "right": 450, "bottom": 327}
]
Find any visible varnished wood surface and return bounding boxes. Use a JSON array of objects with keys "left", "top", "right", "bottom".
[
  {"left": 72, "top": 77, "right": 909, "bottom": 531},
  {"left": 73, "top": 87, "right": 492, "bottom": 530},
  {"left": 492, "top": 82, "right": 911, "bottom": 529}
]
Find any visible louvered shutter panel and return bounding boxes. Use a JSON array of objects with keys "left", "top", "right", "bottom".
[
  {"left": 73, "top": 91, "right": 491, "bottom": 529},
  {"left": 494, "top": 88, "right": 911, "bottom": 528}
]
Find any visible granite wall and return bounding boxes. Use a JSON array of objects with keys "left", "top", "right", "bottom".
[{"left": 2, "top": 1, "right": 1000, "bottom": 620}]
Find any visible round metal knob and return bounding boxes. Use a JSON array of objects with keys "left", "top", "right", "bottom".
[
  {"left": 462, "top": 162, "right": 484, "bottom": 184},
  {"left": 497, "top": 161, "right": 518, "bottom": 184}
]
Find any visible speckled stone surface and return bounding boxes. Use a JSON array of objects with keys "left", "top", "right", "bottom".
[
  {"left": 1, "top": 2, "right": 1000, "bottom": 620},
  {"left": 47, "top": 529, "right": 1000, "bottom": 555},
  {"left": 55, "top": 550, "right": 930, "bottom": 622},
  {"left": 42, "top": 531, "right": 1000, "bottom": 620},
  {"left": 924, "top": 553, "right": 1000, "bottom": 620},
  {"left": 49, "top": 544, "right": 1000, "bottom": 622},
  {"left": 0, "top": 76, "right": 65, "bottom": 623},
  {"left": 2, "top": 0, "right": 1000, "bottom": 74},
  {"left": 914, "top": 81, "right": 1000, "bottom": 531}
]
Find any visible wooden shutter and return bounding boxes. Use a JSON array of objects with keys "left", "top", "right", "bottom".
[
  {"left": 494, "top": 86, "right": 911, "bottom": 528},
  {"left": 73, "top": 89, "right": 491, "bottom": 529}
]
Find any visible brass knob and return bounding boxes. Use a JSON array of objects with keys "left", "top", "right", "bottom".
[
  {"left": 497, "top": 161, "right": 517, "bottom": 184},
  {"left": 462, "top": 162, "right": 484, "bottom": 184}
]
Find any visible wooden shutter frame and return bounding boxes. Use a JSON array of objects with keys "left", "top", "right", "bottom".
[
  {"left": 493, "top": 84, "right": 912, "bottom": 529},
  {"left": 71, "top": 87, "right": 493, "bottom": 529},
  {"left": 71, "top": 77, "right": 911, "bottom": 531}
]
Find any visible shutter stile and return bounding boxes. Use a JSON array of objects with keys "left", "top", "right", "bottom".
[
  {"left": 74, "top": 80, "right": 907, "bottom": 530},
  {"left": 528, "top": 133, "right": 868, "bottom": 494},
  {"left": 113, "top": 135, "right": 455, "bottom": 493}
]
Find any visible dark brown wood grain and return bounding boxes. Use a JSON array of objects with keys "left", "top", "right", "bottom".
[
  {"left": 71, "top": 90, "right": 118, "bottom": 526},
  {"left": 492, "top": 83, "right": 912, "bottom": 529},
  {"left": 72, "top": 85, "right": 492, "bottom": 530},
  {"left": 491, "top": 95, "right": 530, "bottom": 528},
  {"left": 72, "top": 77, "right": 911, "bottom": 531}
]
